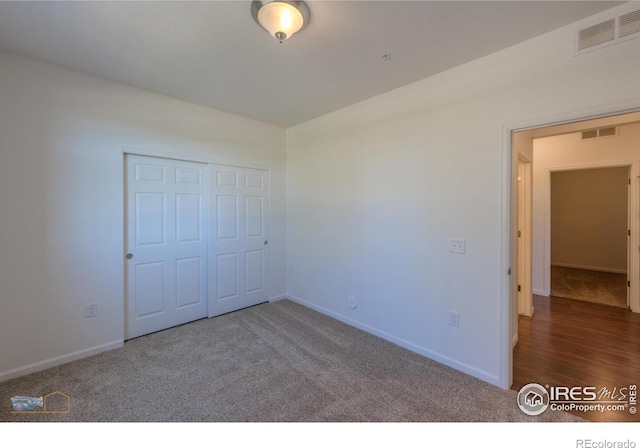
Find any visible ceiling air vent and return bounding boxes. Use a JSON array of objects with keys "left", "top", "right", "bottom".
[
  {"left": 575, "top": 6, "right": 640, "bottom": 55},
  {"left": 577, "top": 19, "right": 615, "bottom": 51},
  {"left": 581, "top": 126, "right": 618, "bottom": 140},
  {"left": 619, "top": 9, "right": 640, "bottom": 38}
]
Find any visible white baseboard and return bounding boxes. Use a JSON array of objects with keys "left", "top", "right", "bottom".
[
  {"left": 285, "top": 294, "right": 501, "bottom": 388},
  {"left": 269, "top": 294, "right": 288, "bottom": 303},
  {"left": 551, "top": 262, "right": 626, "bottom": 275},
  {"left": 512, "top": 332, "right": 519, "bottom": 349},
  {"left": 532, "top": 289, "right": 548, "bottom": 296},
  {"left": 0, "top": 340, "right": 124, "bottom": 383}
]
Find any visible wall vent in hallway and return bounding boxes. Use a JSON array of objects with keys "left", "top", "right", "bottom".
[
  {"left": 575, "top": 7, "right": 640, "bottom": 55},
  {"left": 619, "top": 9, "right": 640, "bottom": 38},
  {"left": 581, "top": 126, "right": 618, "bottom": 140}
]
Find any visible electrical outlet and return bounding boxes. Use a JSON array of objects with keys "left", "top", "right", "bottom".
[
  {"left": 85, "top": 303, "right": 98, "bottom": 318},
  {"left": 449, "top": 239, "right": 466, "bottom": 254},
  {"left": 449, "top": 311, "right": 460, "bottom": 327}
]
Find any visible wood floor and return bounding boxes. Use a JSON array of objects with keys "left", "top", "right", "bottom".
[{"left": 512, "top": 295, "right": 640, "bottom": 422}]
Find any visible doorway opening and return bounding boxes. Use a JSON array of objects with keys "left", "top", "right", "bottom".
[
  {"left": 508, "top": 109, "right": 640, "bottom": 421},
  {"left": 511, "top": 111, "right": 640, "bottom": 319},
  {"left": 549, "top": 165, "right": 630, "bottom": 309}
]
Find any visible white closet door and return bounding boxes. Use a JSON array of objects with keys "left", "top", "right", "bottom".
[
  {"left": 209, "top": 165, "right": 270, "bottom": 317},
  {"left": 125, "top": 154, "right": 208, "bottom": 339}
]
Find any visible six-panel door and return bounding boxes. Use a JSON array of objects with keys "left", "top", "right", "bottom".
[
  {"left": 125, "top": 155, "right": 209, "bottom": 339},
  {"left": 209, "top": 164, "right": 270, "bottom": 317}
]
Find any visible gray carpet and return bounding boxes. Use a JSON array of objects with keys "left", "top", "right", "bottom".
[
  {"left": 0, "top": 300, "right": 582, "bottom": 422},
  {"left": 551, "top": 266, "right": 628, "bottom": 308}
]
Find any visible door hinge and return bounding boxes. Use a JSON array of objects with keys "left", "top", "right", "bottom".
[
  {"left": 518, "top": 284, "right": 521, "bottom": 292},
  {"left": 518, "top": 230, "right": 521, "bottom": 238},
  {"left": 508, "top": 268, "right": 511, "bottom": 276},
  {"left": 628, "top": 280, "right": 631, "bottom": 288}
]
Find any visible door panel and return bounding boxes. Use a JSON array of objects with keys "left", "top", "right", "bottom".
[
  {"left": 136, "top": 193, "right": 165, "bottom": 246},
  {"left": 176, "top": 194, "right": 201, "bottom": 243},
  {"left": 217, "top": 253, "right": 238, "bottom": 300},
  {"left": 125, "top": 154, "right": 208, "bottom": 339},
  {"left": 135, "top": 163, "right": 165, "bottom": 183},
  {"left": 245, "top": 250, "right": 264, "bottom": 293},
  {"left": 210, "top": 165, "right": 269, "bottom": 316},
  {"left": 135, "top": 261, "right": 165, "bottom": 317},
  {"left": 176, "top": 256, "right": 202, "bottom": 308},
  {"left": 245, "top": 196, "right": 264, "bottom": 237},
  {"left": 176, "top": 167, "right": 201, "bottom": 185},
  {"left": 217, "top": 196, "right": 238, "bottom": 239}
]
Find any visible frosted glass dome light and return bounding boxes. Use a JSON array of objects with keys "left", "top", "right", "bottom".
[{"left": 251, "top": 1, "right": 310, "bottom": 43}]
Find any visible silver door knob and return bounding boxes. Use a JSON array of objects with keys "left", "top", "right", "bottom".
[
  {"left": 126, "top": 253, "right": 133, "bottom": 259},
  {"left": 264, "top": 241, "right": 268, "bottom": 246}
]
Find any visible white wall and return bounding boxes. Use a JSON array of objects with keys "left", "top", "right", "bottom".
[
  {"left": 0, "top": 51, "right": 287, "bottom": 380},
  {"left": 287, "top": 3, "right": 640, "bottom": 387},
  {"left": 532, "top": 123, "right": 640, "bottom": 294}
]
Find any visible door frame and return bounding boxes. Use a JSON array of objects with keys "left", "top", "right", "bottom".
[
  {"left": 512, "top": 154, "right": 533, "bottom": 348},
  {"left": 500, "top": 101, "right": 640, "bottom": 389},
  {"left": 542, "top": 161, "right": 638, "bottom": 303},
  {"left": 517, "top": 153, "right": 533, "bottom": 318}
]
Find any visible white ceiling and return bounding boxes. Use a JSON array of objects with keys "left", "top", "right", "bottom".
[{"left": 0, "top": 1, "right": 624, "bottom": 128}]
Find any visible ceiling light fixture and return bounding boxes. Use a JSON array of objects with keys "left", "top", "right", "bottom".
[{"left": 251, "top": 1, "right": 310, "bottom": 44}]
